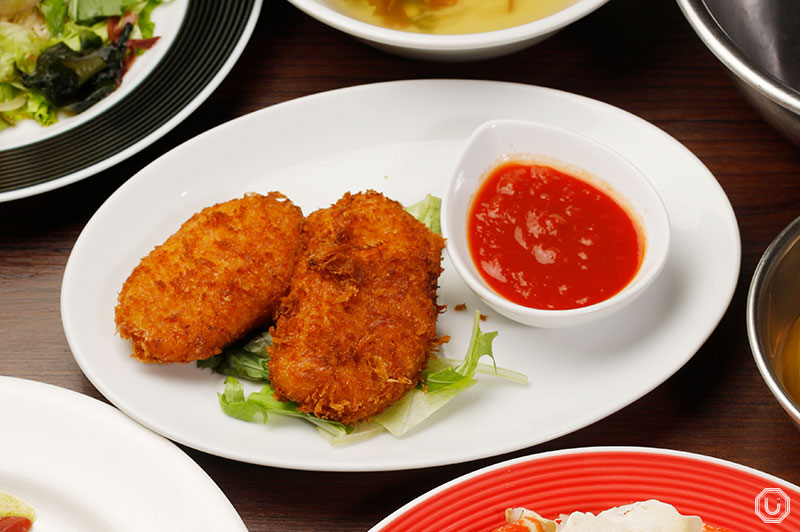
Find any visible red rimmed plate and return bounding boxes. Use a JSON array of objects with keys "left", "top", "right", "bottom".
[{"left": 370, "top": 447, "right": 800, "bottom": 532}]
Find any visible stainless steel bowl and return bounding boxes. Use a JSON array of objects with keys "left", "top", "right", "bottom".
[
  {"left": 677, "top": 0, "right": 800, "bottom": 146},
  {"left": 747, "top": 216, "right": 800, "bottom": 428}
]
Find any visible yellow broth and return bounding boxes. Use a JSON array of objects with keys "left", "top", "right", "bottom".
[
  {"left": 778, "top": 314, "right": 800, "bottom": 403},
  {"left": 325, "top": 0, "right": 580, "bottom": 34}
]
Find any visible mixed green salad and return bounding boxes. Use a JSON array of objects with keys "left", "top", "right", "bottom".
[
  {"left": 198, "top": 195, "right": 527, "bottom": 445},
  {"left": 0, "top": 0, "right": 164, "bottom": 130}
]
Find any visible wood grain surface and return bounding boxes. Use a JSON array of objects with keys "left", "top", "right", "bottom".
[{"left": 2, "top": 1, "right": 800, "bottom": 531}]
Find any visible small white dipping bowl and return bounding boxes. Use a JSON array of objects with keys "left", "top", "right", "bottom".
[
  {"left": 442, "top": 119, "right": 671, "bottom": 328},
  {"left": 284, "top": 0, "right": 610, "bottom": 62}
]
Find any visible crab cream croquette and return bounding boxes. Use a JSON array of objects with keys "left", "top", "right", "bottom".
[
  {"left": 267, "top": 191, "right": 446, "bottom": 425},
  {"left": 115, "top": 192, "right": 304, "bottom": 364}
]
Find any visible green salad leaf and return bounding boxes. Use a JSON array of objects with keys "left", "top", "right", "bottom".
[
  {"left": 0, "top": 82, "right": 21, "bottom": 105},
  {"left": 20, "top": 90, "right": 57, "bottom": 125},
  {"left": 0, "top": 84, "right": 57, "bottom": 127},
  {"left": 197, "top": 331, "right": 272, "bottom": 381},
  {"left": 217, "top": 377, "right": 269, "bottom": 424},
  {"left": 68, "top": 0, "right": 137, "bottom": 22},
  {"left": 218, "top": 377, "right": 352, "bottom": 436},
  {"left": 40, "top": 0, "right": 68, "bottom": 37},
  {"left": 404, "top": 193, "right": 441, "bottom": 235},
  {"left": 134, "top": 0, "right": 163, "bottom": 39},
  {"left": 203, "top": 332, "right": 354, "bottom": 436},
  {"left": 0, "top": 21, "right": 49, "bottom": 82}
]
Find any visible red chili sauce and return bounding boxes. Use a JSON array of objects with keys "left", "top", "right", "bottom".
[
  {"left": 0, "top": 516, "right": 33, "bottom": 532},
  {"left": 467, "top": 161, "right": 643, "bottom": 310}
]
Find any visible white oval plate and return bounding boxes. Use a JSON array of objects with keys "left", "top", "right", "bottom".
[
  {"left": 61, "top": 80, "right": 741, "bottom": 472},
  {"left": 0, "top": 377, "right": 246, "bottom": 531}
]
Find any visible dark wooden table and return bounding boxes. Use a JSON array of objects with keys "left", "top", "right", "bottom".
[{"left": 3, "top": 1, "right": 800, "bottom": 530}]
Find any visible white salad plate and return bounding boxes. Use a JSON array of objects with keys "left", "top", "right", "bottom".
[
  {"left": 1, "top": 1, "right": 187, "bottom": 150},
  {"left": 0, "top": 376, "right": 247, "bottom": 532},
  {"left": 61, "top": 79, "right": 741, "bottom": 472},
  {"left": 0, "top": 0, "right": 262, "bottom": 202}
]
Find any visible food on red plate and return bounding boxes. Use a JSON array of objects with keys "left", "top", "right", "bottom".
[
  {"left": 268, "top": 191, "right": 447, "bottom": 425},
  {"left": 0, "top": 492, "right": 35, "bottom": 532},
  {"left": 491, "top": 500, "right": 731, "bottom": 532},
  {"left": 0, "top": 516, "right": 32, "bottom": 532},
  {"left": 115, "top": 192, "right": 304, "bottom": 364},
  {"left": 468, "top": 161, "right": 643, "bottom": 310}
]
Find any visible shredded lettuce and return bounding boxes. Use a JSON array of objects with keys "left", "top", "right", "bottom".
[
  {"left": 0, "top": 21, "right": 48, "bottom": 81},
  {"left": 404, "top": 193, "right": 441, "bottom": 235},
  {"left": 39, "top": 0, "right": 67, "bottom": 36}
]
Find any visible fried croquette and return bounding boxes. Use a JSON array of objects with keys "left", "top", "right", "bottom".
[
  {"left": 267, "top": 190, "right": 446, "bottom": 425},
  {"left": 115, "top": 192, "right": 304, "bottom": 364}
]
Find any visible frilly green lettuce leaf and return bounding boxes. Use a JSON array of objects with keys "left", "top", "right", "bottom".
[
  {"left": 0, "top": 88, "right": 57, "bottom": 127},
  {"left": 217, "top": 377, "right": 352, "bottom": 436},
  {"left": 217, "top": 377, "right": 268, "bottom": 424},
  {"left": 0, "top": 21, "right": 48, "bottom": 81},
  {"left": 24, "top": 91, "right": 57, "bottom": 125},
  {"left": 40, "top": 0, "right": 68, "bottom": 36}
]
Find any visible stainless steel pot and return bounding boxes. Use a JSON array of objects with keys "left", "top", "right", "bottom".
[{"left": 677, "top": 0, "right": 800, "bottom": 146}]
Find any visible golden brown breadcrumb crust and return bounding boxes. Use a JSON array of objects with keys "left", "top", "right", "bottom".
[
  {"left": 115, "top": 192, "right": 304, "bottom": 364},
  {"left": 268, "top": 190, "right": 446, "bottom": 425}
]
